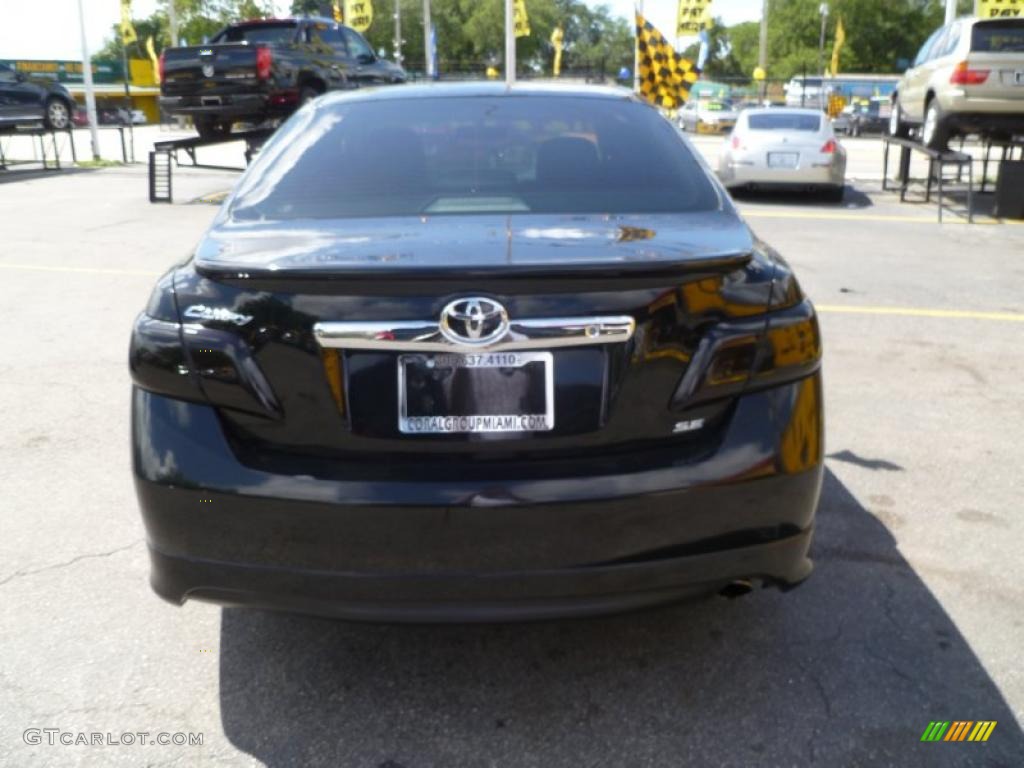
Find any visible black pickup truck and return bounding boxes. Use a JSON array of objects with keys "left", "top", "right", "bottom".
[{"left": 159, "top": 17, "right": 405, "bottom": 139}]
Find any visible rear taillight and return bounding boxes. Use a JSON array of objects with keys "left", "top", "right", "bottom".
[
  {"left": 950, "top": 61, "right": 989, "bottom": 85},
  {"left": 820, "top": 138, "right": 837, "bottom": 154},
  {"left": 158, "top": 51, "right": 165, "bottom": 83},
  {"left": 256, "top": 46, "right": 273, "bottom": 80}
]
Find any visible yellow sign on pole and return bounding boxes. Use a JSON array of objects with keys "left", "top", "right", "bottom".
[
  {"left": 344, "top": 0, "right": 373, "bottom": 32},
  {"left": 120, "top": 0, "right": 138, "bottom": 45},
  {"left": 977, "top": 0, "right": 1022, "bottom": 17},
  {"left": 514, "top": 0, "right": 530, "bottom": 38},
  {"left": 677, "top": 0, "right": 713, "bottom": 37}
]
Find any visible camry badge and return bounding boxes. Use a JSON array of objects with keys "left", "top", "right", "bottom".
[
  {"left": 439, "top": 297, "right": 509, "bottom": 346},
  {"left": 183, "top": 304, "right": 252, "bottom": 326}
]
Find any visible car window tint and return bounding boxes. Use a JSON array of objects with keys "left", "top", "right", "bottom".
[
  {"left": 306, "top": 22, "right": 344, "bottom": 51},
  {"left": 0, "top": 63, "right": 16, "bottom": 82},
  {"left": 342, "top": 28, "right": 374, "bottom": 58},
  {"left": 230, "top": 96, "right": 720, "bottom": 220},
  {"left": 914, "top": 27, "right": 944, "bottom": 66},
  {"left": 972, "top": 20, "right": 1024, "bottom": 53},
  {"left": 214, "top": 22, "right": 297, "bottom": 44},
  {"left": 747, "top": 113, "right": 821, "bottom": 131}
]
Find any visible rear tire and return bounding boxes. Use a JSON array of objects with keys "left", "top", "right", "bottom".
[
  {"left": 194, "top": 116, "right": 232, "bottom": 140},
  {"left": 888, "top": 98, "right": 909, "bottom": 138},
  {"left": 922, "top": 99, "right": 949, "bottom": 151},
  {"left": 44, "top": 97, "right": 71, "bottom": 130}
]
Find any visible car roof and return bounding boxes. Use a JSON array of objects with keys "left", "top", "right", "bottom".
[{"left": 317, "top": 81, "right": 641, "bottom": 107}]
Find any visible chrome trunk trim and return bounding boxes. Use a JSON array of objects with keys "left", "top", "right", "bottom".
[{"left": 313, "top": 316, "right": 636, "bottom": 352}]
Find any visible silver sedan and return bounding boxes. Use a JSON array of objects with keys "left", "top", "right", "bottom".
[{"left": 717, "top": 108, "right": 847, "bottom": 201}]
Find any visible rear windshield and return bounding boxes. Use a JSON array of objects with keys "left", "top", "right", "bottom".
[
  {"left": 213, "top": 22, "right": 297, "bottom": 44},
  {"left": 230, "top": 96, "right": 720, "bottom": 220},
  {"left": 971, "top": 21, "right": 1024, "bottom": 53},
  {"left": 747, "top": 113, "right": 821, "bottom": 131}
]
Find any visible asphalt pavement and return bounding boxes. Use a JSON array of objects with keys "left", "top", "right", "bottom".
[{"left": 1, "top": 140, "right": 1023, "bottom": 767}]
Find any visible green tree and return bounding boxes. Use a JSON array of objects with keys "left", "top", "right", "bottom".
[
  {"left": 94, "top": 0, "right": 276, "bottom": 61},
  {"left": 729, "top": 0, "right": 976, "bottom": 81}
]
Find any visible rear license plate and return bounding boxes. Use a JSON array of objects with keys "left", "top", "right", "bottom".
[
  {"left": 768, "top": 152, "right": 799, "bottom": 168},
  {"left": 398, "top": 351, "right": 554, "bottom": 434}
]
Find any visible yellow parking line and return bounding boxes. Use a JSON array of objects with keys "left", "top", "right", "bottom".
[
  {"left": 741, "top": 209, "right": 1017, "bottom": 226},
  {"left": 0, "top": 262, "right": 161, "bottom": 277},
  {"left": 817, "top": 304, "right": 1024, "bottom": 322}
]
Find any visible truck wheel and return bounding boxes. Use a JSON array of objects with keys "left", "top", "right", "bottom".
[
  {"left": 888, "top": 98, "right": 909, "bottom": 138},
  {"left": 44, "top": 97, "right": 72, "bottom": 130},
  {"left": 922, "top": 100, "right": 949, "bottom": 151},
  {"left": 194, "top": 116, "right": 231, "bottom": 140}
]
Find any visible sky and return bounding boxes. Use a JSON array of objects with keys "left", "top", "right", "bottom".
[{"left": 0, "top": 0, "right": 760, "bottom": 61}]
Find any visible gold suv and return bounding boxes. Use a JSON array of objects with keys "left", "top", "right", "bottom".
[{"left": 890, "top": 17, "right": 1024, "bottom": 149}]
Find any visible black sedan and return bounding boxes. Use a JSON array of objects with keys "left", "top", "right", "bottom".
[
  {"left": 130, "top": 83, "right": 824, "bottom": 622},
  {"left": 0, "top": 63, "right": 75, "bottom": 131}
]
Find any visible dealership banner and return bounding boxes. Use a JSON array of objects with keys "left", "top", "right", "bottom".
[
  {"left": 977, "top": 0, "right": 1021, "bottom": 17},
  {"left": 677, "top": 0, "right": 713, "bottom": 36},
  {"left": 0, "top": 59, "right": 124, "bottom": 84}
]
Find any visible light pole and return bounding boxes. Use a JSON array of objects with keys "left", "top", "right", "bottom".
[
  {"left": 817, "top": 3, "right": 829, "bottom": 76},
  {"left": 394, "top": 0, "right": 402, "bottom": 66},
  {"left": 75, "top": 0, "right": 100, "bottom": 159},
  {"left": 422, "top": 0, "right": 432, "bottom": 78},
  {"left": 504, "top": 0, "right": 515, "bottom": 83},
  {"left": 757, "top": 0, "right": 768, "bottom": 102}
]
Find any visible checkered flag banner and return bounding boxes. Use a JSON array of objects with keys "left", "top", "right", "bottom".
[{"left": 635, "top": 11, "right": 700, "bottom": 109}]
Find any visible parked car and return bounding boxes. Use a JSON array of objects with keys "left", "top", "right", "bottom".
[
  {"left": 0, "top": 62, "right": 76, "bottom": 130},
  {"left": 678, "top": 99, "right": 739, "bottom": 133},
  {"left": 130, "top": 83, "right": 824, "bottom": 622},
  {"left": 890, "top": 16, "right": 1024, "bottom": 149},
  {"left": 717, "top": 107, "right": 847, "bottom": 201},
  {"left": 832, "top": 98, "right": 890, "bottom": 136},
  {"left": 159, "top": 16, "right": 406, "bottom": 139}
]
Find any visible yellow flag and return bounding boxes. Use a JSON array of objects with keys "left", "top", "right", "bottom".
[
  {"left": 514, "top": 0, "right": 530, "bottom": 38},
  {"left": 146, "top": 35, "right": 160, "bottom": 84},
  {"left": 344, "top": 0, "right": 373, "bottom": 32},
  {"left": 636, "top": 12, "right": 700, "bottom": 109},
  {"left": 677, "top": 0, "right": 712, "bottom": 37},
  {"left": 120, "top": 0, "right": 138, "bottom": 46},
  {"left": 550, "top": 26, "right": 564, "bottom": 77},
  {"left": 830, "top": 17, "right": 846, "bottom": 77}
]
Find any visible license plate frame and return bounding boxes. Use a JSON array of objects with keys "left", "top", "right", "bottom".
[
  {"left": 768, "top": 152, "right": 799, "bottom": 168},
  {"left": 397, "top": 351, "right": 555, "bottom": 434}
]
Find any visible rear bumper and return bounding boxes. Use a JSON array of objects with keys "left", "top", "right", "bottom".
[
  {"left": 133, "top": 374, "right": 824, "bottom": 622},
  {"left": 939, "top": 108, "right": 1024, "bottom": 138},
  {"left": 718, "top": 160, "right": 844, "bottom": 188},
  {"left": 159, "top": 93, "right": 294, "bottom": 119}
]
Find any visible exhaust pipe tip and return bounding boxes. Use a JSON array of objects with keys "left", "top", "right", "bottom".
[{"left": 719, "top": 579, "right": 754, "bottom": 599}]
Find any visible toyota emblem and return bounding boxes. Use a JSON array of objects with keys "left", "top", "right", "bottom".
[
  {"left": 439, "top": 297, "right": 509, "bottom": 346},
  {"left": 202, "top": 63, "right": 215, "bottom": 78}
]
